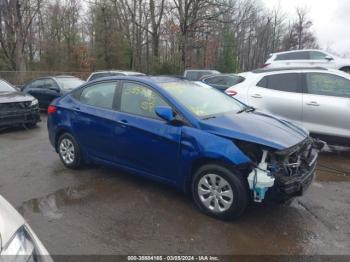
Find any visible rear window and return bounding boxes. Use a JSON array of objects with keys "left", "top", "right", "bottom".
[
  {"left": 185, "top": 71, "right": 219, "bottom": 81},
  {"left": 275, "top": 52, "right": 309, "bottom": 61},
  {"left": 258, "top": 73, "right": 300, "bottom": 93}
]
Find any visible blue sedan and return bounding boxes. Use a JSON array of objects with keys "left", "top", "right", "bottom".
[{"left": 47, "top": 76, "right": 323, "bottom": 220}]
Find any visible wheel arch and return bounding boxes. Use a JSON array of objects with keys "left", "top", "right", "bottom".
[
  {"left": 55, "top": 127, "right": 73, "bottom": 152},
  {"left": 183, "top": 157, "right": 251, "bottom": 195}
]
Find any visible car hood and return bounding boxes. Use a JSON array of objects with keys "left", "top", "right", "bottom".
[
  {"left": 0, "top": 195, "right": 24, "bottom": 250},
  {"left": 0, "top": 91, "right": 35, "bottom": 103},
  {"left": 199, "top": 111, "right": 308, "bottom": 150}
]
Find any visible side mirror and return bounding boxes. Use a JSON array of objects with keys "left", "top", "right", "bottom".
[
  {"left": 325, "top": 56, "right": 334, "bottom": 61},
  {"left": 155, "top": 106, "right": 175, "bottom": 122}
]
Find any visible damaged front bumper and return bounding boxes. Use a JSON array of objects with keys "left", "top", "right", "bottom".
[
  {"left": 248, "top": 137, "right": 325, "bottom": 202},
  {"left": 0, "top": 105, "right": 40, "bottom": 127},
  {"left": 272, "top": 138, "right": 325, "bottom": 200}
]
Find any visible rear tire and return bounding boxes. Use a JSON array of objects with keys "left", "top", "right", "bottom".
[
  {"left": 192, "top": 164, "right": 249, "bottom": 220},
  {"left": 58, "top": 133, "right": 83, "bottom": 169}
]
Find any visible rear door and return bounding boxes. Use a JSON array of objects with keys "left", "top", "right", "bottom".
[
  {"left": 302, "top": 72, "right": 350, "bottom": 138},
  {"left": 115, "top": 80, "right": 182, "bottom": 181},
  {"left": 72, "top": 80, "right": 120, "bottom": 162},
  {"left": 247, "top": 73, "right": 303, "bottom": 124}
]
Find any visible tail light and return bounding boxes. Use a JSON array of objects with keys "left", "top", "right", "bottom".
[
  {"left": 261, "top": 63, "right": 270, "bottom": 68},
  {"left": 47, "top": 105, "right": 57, "bottom": 114},
  {"left": 226, "top": 89, "right": 237, "bottom": 96}
]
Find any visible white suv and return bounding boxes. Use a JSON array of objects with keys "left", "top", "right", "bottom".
[
  {"left": 264, "top": 50, "right": 350, "bottom": 73},
  {"left": 225, "top": 67, "right": 350, "bottom": 144}
]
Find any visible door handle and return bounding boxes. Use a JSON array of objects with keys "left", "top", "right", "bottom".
[
  {"left": 118, "top": 119, "right": 128, "bottom": 127},
  {"left": 306, "top": 101, "right": 320, "bottom": 106},
  {"left": 72, "top": 106, "right": 81, "bottom": 111},
  {"left": 251, "top": 94, "right": 262, "bottom": 98}
]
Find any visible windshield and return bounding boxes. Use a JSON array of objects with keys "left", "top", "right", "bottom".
[
  {"left": 0, "top": 80, "right": 15, "bottom": 92},
  {"left": 161, "top": 82, "right": 245, "bottom": 118},
  {"left": 56, "top": 77, "right": 85, "bottom": 90}
]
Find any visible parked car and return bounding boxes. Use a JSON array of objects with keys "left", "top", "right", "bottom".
[
  {"left": 225, "top": 67, "right": 350, "bottom": 144},
  {"left": 183, "top": 69, "right": 220, "bottom": 81},
  {"left": 87, "top": 70, "right": 146, "bottom": 82},
  {"left": 0, "top": 195, "right": 52, "bottom": 261},
  {"left": 201, "top": 73, "right": 245, "bottom": 92},
  {"left": 23, "top": 76, "right": 85, "bottom": 109},
  {"left": 47, "top": 76, "right": 323, "bottom": 220},
  {"left": 0, "top": 78, "right": 40, "bottom": 128},
  {"left": 263, "top": 49, "right": 350, "bottom": 73}
]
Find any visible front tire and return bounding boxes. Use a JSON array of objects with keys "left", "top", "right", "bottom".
[
  {"left": 192, "top": 164, "right": 249, "bottom": 220},
  {"left": 58, "top": 133, "right": 83, "bottom": 169}
]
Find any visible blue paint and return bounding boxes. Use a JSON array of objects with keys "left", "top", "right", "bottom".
[{"left": 47, "top": 76, "right": 308, "bottom": 191}]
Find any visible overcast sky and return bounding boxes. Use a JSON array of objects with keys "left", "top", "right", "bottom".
[{"left": 262, "top": 0, "right": 350, "bottom": 57}]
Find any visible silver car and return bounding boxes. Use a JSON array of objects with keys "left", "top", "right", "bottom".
[
  {"left": 225, "top": 67, "right": 350, "bottom": 143},
  {"left": 263, "top": 49, "right": 350, "bottom": 73},
  {"left": 0, "top": 195, "right": 52, "bottom": 261}
]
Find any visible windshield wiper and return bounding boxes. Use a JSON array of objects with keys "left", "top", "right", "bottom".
[
  {"left": 202, "top": 116, "right": 217, "bottom": 120},
  {"left": 237, "top": 106, "right": 255, "bottom": 114}
]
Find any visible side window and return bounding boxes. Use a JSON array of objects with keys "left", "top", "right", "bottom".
[
  {"left": 43, "top": 79, "right": 58, "bottom": 89},
  {"left": 256, "top": 77, "right": 267, "bottom": 88},
  {"left": 80, "top": 82, "right": 117, "bottom": 109},
  {"left": 306, "top": 73, "right": 350, "bottom": 98},
  {"left": 29, "top": 79, "right": 46, "bottom": 89},
  {"left": 276, "top": 52, "right": 309, "bottom": 60},
  {"left": 265, "top": 73, "right": 300, "bottom": 93},
  {"left": 309, "top": 51, "right": 328, "bottom": 60},
  {"left": 204, "top": 76, "right": 219, "bottom": 85},
  {"left": 186, "top": 72, "right": 199, "bottom": 81},
  {"left": 120, "top": 82, "right": 169, "bottom": 119}
]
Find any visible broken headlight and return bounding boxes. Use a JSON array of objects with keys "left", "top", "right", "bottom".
[
  {"left": 30, "top": 99, "right": 38, "bottom": 107},
  {"left": 1, "top": 226, "right": 38, "bottom": 261}
]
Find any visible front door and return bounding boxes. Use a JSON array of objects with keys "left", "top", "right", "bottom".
[
  {"left": 115, "top": 81, "right": 182, "bottom": 181},
  {"left": 302, "top": 72, "right": 350, "bottom": 139},
  {"left": 41, "top": 79, "right": 61, "bottom": 108}
]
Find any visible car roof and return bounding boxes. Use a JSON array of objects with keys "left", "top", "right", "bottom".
[
  {"left": 184, "top": 69, "right": 220, "bottom": 72},
  {"left": 54, "top": 75, "right": 81, "bottom": 79},
  {"left": 87, "top": 75, "right": 194, "bottom": 86},
  {"left": 270, "top": 49, "right": 324, "bottom": 56},
  {"left": 252, "top": 67, "right": 329, "bottom": 74},
  {"left": 90, "top": 70, "right": 145, "bottom": 75}
]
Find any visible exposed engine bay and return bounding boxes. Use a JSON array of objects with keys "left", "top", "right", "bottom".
[{"left": 239, "top": 138, "right": 326, "bottom": 202}]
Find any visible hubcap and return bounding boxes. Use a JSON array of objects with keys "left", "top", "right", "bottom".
[
  {"left": 59, "top": 138, "right": 75, "bottom": 165},
  {"left": 198, "top": 174, "right": 233, "bottom": 212}
]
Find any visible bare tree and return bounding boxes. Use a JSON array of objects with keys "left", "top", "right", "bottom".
[{"left": 0, "top": 0, "right": 42, "bottom": 70}]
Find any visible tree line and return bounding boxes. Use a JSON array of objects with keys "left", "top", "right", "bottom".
[{"left": 0, "top": 0, "right": 318, "bottom": 74}]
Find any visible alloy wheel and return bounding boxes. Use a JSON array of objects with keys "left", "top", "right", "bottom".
[
  {"left": 197, "top": 174, "right": 234, "bottom": 212},
  {"left": 59, "top": 138, "right": 75, "bottom": 165}
]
